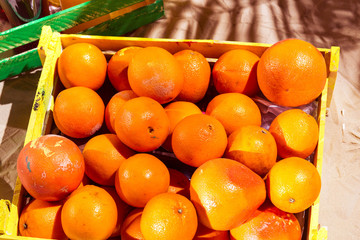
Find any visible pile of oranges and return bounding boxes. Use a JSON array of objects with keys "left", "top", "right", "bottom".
[{"left": 16, "top": 38, "right": 326, "bottom": 240}]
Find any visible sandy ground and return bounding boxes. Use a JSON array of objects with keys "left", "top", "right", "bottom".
[{"left": 1, "top": 0, "right": 360, "bottom": 239}]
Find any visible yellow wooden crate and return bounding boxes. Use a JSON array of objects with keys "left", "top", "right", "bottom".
[{"left": 0, "top": 26, "right": 339, "bottom": 240}]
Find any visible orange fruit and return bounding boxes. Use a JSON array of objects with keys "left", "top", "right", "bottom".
[
  {"left": 230, "top": 201, "right": 301, "bottom": 240},
  {"left": 17, "top": 134, "right": 84, "bottom": 201},
  {"left": 107, "top": 46, "right": 143, "bottom": 91},
  {"left": 206, "top": 93, "right": 261, "bottom": 135},
  {"left": 257, "top": 38, "right": 327, "bottom": 107},
  {"left": 77, "top": 174, "right": 93, "bottom": 189},
  {"left": 225, "top": 125, "right": 277, "bottom": 177},
  {"left": 269, "top": 109, "right": 319, "bottom": 158},
  {"left": 114, "top": 96, "right": 170, "bottom": 152},
  {"left": 128, "top": 46, "right": 184, "bottom": 104},
  {"left": 121, "top": 208, "right": 144, "bottom": 240},
  {"left": 82, "top": 134, "right": 135, "bottom": 186},
  {"left": 266, "top": 157, "right": 321, "bottom": 213},
  {"left": 105, "top": 90, "right": 138, "bottom": 133},
  {"left": 212, "top": 49, "right": 260, "bottom": 96},
  {"left": 61, "top": 185, "right": 118, "bottom": 240},
  {"left": 115, "top": 153, "right": 170, "bottom": 207},
  {"left": 172, "top": 114, "right": 227, "bottom": 167},
  {"left": 163, "top": 101, "right": 202, "bottom": 151},
  {"left": 190, "top": 158, "right": 266, "bottom": 231},
  {"left": 194, "top": 221, "right": 230, "bottom": 240},
  {"left": 168, "top": 168, "right": 190, "bottom": 198},
  {"left": 53, "top": 86, "right": 105, "bottom": 138},
  {"left": 140, "top": 193, "right": 198, "bottom": 240},
  {"left": 102, "top": 186, "right": 133, "bottom": 238},
  {"left": 19, "top": 199, "right": 67, "bottom": 239},
  {"left": 173, "top": 49, "right": 211, "bottom": 103},
  {"left": 58, "top": 43, "right": 107, "bottom": 90}
]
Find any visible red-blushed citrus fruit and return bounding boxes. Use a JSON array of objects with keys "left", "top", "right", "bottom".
[
  {"left": 140, "top": 193, "right": 198, "bottom": 240},
  {"left": 257, "top": 38, "right": 327, "bottom": 107},
  {"left": 225, "top": 125, "right": 277, "bottom": 177},
  {"left": 17, "top": 134, "right": 84, "bottom": 201},
  {"left": 105, "top": 90, "right": 138, "bottom": 133},
  {"left": 115, "top": 153, "right": 170, "bottom": 208},
  {"left": 230, "top": 201, "right": 301, "bottom": 240},
  {"left": 19, "top": 199, "right": 67, "bottom": 239},
  {"left": 128, "top": 47, "right": 184, "bottom": 104},
  {"left": 269, "top": 109, "right": 319, "bottom": 158},
  {"left": 190, "top": 158, "right": 266, "bottom": 231},
  {"left": 206, "top": 93, "right": 261, "bottom": 135},
  {"left": 61, "top": 185, "right": 118, "bottom": 240},
  {"left": 212, "top": 49, "right": 260, "bottom": 96},
  {"left": 162, "top": 101, "right": 202, "bottom": 152},
  {"left": 266, "top": 157, "right": 321, "bottom": 213},
  {"left": 58, "top": 43, "right": 107, "bottom": 90},
  {"left": 173, "top": 49, "right": 211, "bottom": 103},
  {"left": 107, "top": 46, "right": 143, "bottom": 91},
  {"left": 82, "top": 134, "right": 135, "bottom": 186},
  {"left": 172, "top": 114, "right": 228, "bottom": 167},
  {"left": 53, "top": 86, "right": 105, "bottom": 138},
  {"left": 167, "top": 168, "right": 191, "bottom": 198},
  {"left": 114, "top": 96, "right": 170, "bottom": 152},
  {"left": 121, "top": 208, "right": 144, "bottom": 240}
]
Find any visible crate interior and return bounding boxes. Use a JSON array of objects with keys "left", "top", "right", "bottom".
[{"left": 9, "top": 34, "right": 333, "bottom": 239}]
